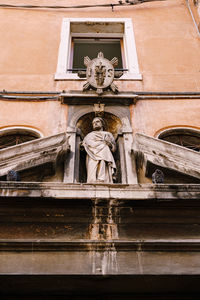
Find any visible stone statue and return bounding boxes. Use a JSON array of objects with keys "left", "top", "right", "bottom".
[{"left": 82, "top": 117, "right": 116, "bottom": 183}]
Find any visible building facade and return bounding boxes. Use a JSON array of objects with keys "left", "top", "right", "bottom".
[{"left": 0, "top": 0, "right": 200, "bottom": 298}]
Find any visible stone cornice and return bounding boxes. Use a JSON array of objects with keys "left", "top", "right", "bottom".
[
  {"left": 0, "top": 183, "right": 199, "bottom": 200},
  {"left": 0, "top": 91, "right": 200, "bottom": 102}
]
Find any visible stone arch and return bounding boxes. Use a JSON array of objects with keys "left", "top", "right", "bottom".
[
  {"left": 64, "top": 104, "right": 137, "bottom": 184},
  {"left": 67, "top": 105, "right": 132, "bottom": 133},
  {"left": 76, "top": 111, "right": 122, "bottom": 138},
  {"left": 76, "top": 112, "right": 123, "bottom": 183}
]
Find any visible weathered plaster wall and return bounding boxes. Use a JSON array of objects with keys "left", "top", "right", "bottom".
[
  {"left": 0, "top": 0, "right": 199, "bottom": 92},
  {"left": 1, "top": 189, "right": 200, "bottom": 280},
  {"left": 131, "top": 99, "right": 200, "bottom": 137},
  {"left": 0, "top": 100, "right": 68, "bottom": 136},
  {"left": 188, "top": 0, "right": 200, "bottom": 32},
  {"left": 0, "top": 2, "right": 200, "bottom": 296},
  {"left": 0, "top": 97, "right": 199, "bottom": 140},
  {"left": 0, "top": 0, "right": 199, "bottom": 137}
]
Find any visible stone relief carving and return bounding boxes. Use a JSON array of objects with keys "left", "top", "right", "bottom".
[
  {"left": 82, "top": 117, "right": 116, "bottom": 183},
  {"left": 80, "top": 52, "right": 121, "bottom": 95}
]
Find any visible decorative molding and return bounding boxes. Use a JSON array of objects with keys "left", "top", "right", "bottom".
[
  {"left": 0, "top": 126, "right": 43, "bottom": 138},
  {"left": 0, "top": 182, "right": 200, "bottom": 199}
]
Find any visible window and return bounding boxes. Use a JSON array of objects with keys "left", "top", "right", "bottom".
[
  {"left": 55, "top": 18, "right": 142, "bottom": 80},
  {"left": 71, "top": 38, "right": 123, "bottom": 70},
  {"left": 0, "top": 127, "right": 42, "bottom": 150},
  {"left": 158, "top": 128, "right": 200, "bottom": 152}
]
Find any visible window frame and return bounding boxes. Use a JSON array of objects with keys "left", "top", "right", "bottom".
[
  {"left": 0, "top": 126, "right": 43, "bottom": 150},
  {"left": 55, "top": 18, "right": 142, "bottom": 81},
  {"left": 71, "top": 37, "right": 124, "bottom": 70},
  {"left": 157, "top": 127, "right": 200, "bottom": 152}
]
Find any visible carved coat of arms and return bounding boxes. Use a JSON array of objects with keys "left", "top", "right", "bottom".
[{"left": 82, "top": 52, "right": 119, "bottom": 95}]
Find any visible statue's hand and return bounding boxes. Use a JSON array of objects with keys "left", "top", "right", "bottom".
[
  {"left": 105, "top": 140, "right": 112, "bottom": 148},
  {"left": 79, "top": 141, "right": 85, "bottom": 151}
]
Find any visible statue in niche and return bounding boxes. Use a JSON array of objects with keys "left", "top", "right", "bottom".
[{"left": 82, "top": 117, "right": 116, "bottom": 183}]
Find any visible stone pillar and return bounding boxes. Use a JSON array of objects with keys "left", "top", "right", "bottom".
[{"left": 63, "top": 128, "right": 76, "bottom": 183}]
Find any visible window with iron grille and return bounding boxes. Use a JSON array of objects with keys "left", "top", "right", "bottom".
[{"left": 158, "top": 128, "right": 200, "bottom": 152}]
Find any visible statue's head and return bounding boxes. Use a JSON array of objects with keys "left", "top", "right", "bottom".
[{"left": 92, "top": 117, "right": 105, "bottom": 131}]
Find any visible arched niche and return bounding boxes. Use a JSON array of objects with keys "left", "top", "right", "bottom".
[
  {"left": 76, "top": 112, "right": 123, "bottom": 183},
  {"left": 76, "top": 112, "right": 122, "bottom": 139},
  {"left": 64, "top": 105, "right": 137, "bottom": 184}
]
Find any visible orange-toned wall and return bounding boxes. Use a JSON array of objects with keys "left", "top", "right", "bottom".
[
  {"left": 0, "top": 0, "right": 200, "bottom": 138},
  {"left": 0, "top": 0, "right": 200, "bottom": 92},
  {"left": 0, "top": 97, "right": 199, "bottom": 138},
  {"left": 131, "top": 99, "right": 200, "bottom": 137},
  {"left": 0, "top": 100, "right": 68, "bottom": 136}
]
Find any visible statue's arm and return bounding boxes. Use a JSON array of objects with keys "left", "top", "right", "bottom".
[
  {"left": 105, "top": 133, "right": 116, "bottom": 152},
  {"left": 110, "top": 136, "right": 116, "bottom": 152}
]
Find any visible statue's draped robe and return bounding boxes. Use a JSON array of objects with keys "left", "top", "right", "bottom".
[{"left": 83, "top": 131, "right": 116, "bottom": 183}]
